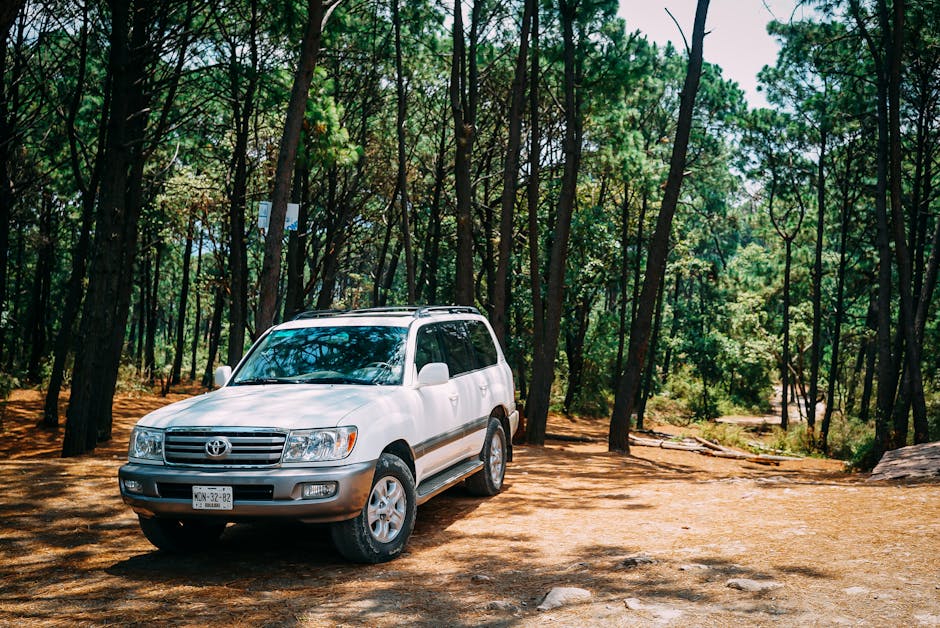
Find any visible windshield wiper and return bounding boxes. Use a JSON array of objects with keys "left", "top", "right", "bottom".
[
  {"left": 230, "top": 377, "right": 298, "bottom": 385},
  {"left": 294, "top": 376, "right": 375, "bottom": 385}
]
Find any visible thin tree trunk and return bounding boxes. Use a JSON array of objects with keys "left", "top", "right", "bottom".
[
  {"left": 491, "top": 0, "right": 532, "bottom": 346},
  {"left": 609, "top": 0, "right": 710, "bottom": 453},
  {"left": 225, "top": 0, "right": 258, "bottom": 363},
  {"left": 257, "top": 0, "right": 335, "bottom": 330},
  {"left": 821, "top": 144, "right": 854, "bottom": 453},
  {"left": 202, "top": 285, "right": 225, "bottom": 388},
  {"left": 523, "top": 2, "right": 542, "bottom": 440},
  {"left": 526, "top": 0, "right": 582, "bottom": 445},
  {"left": 170, "top": 214, "right": 195, "bottom": 385},
  {"left": 806, "top": 125, "right": 827, "bottom": 437},
  {"left": 451, "top": 0, "right": 477, "bottom": 306},
  {"left": 392, "top": 0, "right": 415, "bottom": 304},
  {"left": 189, "top": 231, "right": 203, "bottom": 379}
]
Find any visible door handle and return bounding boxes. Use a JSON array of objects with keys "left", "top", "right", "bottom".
[
  {"left": 479, "top": 384, "right": 489, "bottom": 395},
  {"left": 449, "top": 393, "right": 459, "bottom": 402}
]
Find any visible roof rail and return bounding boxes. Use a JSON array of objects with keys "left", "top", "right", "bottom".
[
  {"left": 346, "top": 306, "right": 421, "bottom": 315},
  {"left": 415, "top": 306, "right": 481, "bottom": 317},
  {"left": 291, "top": 309, "right": 345, "bottom": 320},
  {"left": 289, "top": 305, "right": 482, "bottom": 321}
]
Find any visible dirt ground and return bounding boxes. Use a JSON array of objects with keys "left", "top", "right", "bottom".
[{"left": 1, "top": 389, "right": 938, "bottom": 627}]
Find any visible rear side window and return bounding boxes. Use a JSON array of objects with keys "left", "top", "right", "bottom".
[
  {"left": 467, "top": 321, "right": 498, "bottom": 367},
  {"left": 415, "top": 325, "right": 445, "bottom": 374},
  {"left": 437, "top": 322, "right": 475, "bottom": 376}
]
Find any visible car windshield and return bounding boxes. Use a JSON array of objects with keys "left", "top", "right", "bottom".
[{"left": 231, "top": 325, "right": 408, "bottom": 386}]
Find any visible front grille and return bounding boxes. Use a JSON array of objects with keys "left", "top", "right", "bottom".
[
  {"left": 164, "top": 429, "right": 286, "bottom": 466},
  {"left": 157, "top": 483, "right": 275, "bottom": 501}
]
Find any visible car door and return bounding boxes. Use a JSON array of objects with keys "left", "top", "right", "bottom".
[
  {"left": 412, "top": 323, "right": 464, "bottom": 479},
  {"left": 436, "top": 321, "right": 489, "bottom": 459}
]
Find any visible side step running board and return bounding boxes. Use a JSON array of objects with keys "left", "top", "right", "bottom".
[{"left": 415, "top": 459, "right": 483, "bottom": 505}]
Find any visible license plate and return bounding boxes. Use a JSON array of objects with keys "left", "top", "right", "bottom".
[{"left": 192, "top": 485, "right": 233, "bottom": 510}]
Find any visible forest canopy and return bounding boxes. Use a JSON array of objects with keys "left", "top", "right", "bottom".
[{"left": 0, "top": 0, "right": 938, "bottom": 464}]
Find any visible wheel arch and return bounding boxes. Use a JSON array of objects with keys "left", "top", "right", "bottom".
[
  {"left": 488, "top": 405, "right": 512, "bottom": 461},
  {"left": 381, "top": 439, "right": 416, "bottom": 479}
]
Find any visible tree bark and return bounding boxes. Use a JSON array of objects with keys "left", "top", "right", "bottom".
[
  {"left": 450, "top": 0, "right": 478, "bottom": 306},
  {"left": 223, "top": 0, "right": 259, "bottom": 364},
  {"left": 63, "top": 0, "right": 154, "bottom": 456},
  {"left": 491, "top": 0, "right": 532, "bottom": 347},
  {"left": 170, "top": 214, "right": 195, "bottom": 385},
  {"left": 609, "top": 0, "right": 710, "bottom": 453},
  {"left": 821, "top": 143, "right": 855, "bottom": 453},
  {"left": 392, "top": 0, "right": 415, "bottom": 304},
  {"left": 526, "top": 0, "right": 582, "bottom": 445},
  {"left": 257, "top": 0, "right": 335, "bottom": 331}
]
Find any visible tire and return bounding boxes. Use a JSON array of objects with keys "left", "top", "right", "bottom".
[
  {"left": 465, "top": 417, "right": 507, "bottom": 497},
  {"left": 331, "top": 453, "right": 416, "bottom": 563},
  {"left": 138, "top": 515, "right": 226, "bottom": 552}
]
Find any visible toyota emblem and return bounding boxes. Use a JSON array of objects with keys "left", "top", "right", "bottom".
[{"left": 205, "top": 437, "right": 232, "bottom": 458}]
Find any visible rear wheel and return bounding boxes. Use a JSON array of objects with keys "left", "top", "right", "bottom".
[
  {"left": 138, "top": 516, "right": 226, "bottom": 552},
  {"left": 331, "top": 453, "right": 416, "bottom": 563},
  {"left": 465, "top": 417, "right": 506, "bottom": 496}
]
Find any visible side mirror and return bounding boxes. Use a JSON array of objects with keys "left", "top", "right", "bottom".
[
  {"left": 213, "top": 365, "right": 232, "bottom": 388},
  {"left": 417, "top": 362, "right": 449, "bottom": 387}
]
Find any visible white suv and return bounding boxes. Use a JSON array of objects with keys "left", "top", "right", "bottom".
[{"left": 118, "top": 306, "right": 518, "bottom": 563}]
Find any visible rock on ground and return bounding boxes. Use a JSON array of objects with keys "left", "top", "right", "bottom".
[
  {"left": 870, "top": 442, "right": 940, "bottom": 481},
  {"left": 536, "top": 587, "right": 592, "bottom": 611},
  {"left": 726, "top": 578, "right": 782, "bottom": 592}
]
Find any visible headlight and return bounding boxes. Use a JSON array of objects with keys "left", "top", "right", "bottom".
[
  {"left": 283, "top": 427, "right": 358, "bottom": 462},
  {"left": 129, "top": 427, "right": 164, "bottom": 462}
]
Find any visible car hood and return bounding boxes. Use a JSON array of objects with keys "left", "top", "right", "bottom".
[{"left": 137, "top": 385, "right": 397, "bottom": 431}]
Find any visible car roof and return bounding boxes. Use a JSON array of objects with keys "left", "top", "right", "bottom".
[{"left": 274, "top": 306, "right": 485, "bottom": 331}]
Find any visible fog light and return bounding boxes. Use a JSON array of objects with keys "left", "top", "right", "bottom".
[
  {"left": 123, "top": 479, "right": 144, "bottom": 494},
  {"left": 301, "top": 482, "right": 337, "bottom": 499}
]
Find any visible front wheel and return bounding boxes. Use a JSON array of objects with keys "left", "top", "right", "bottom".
[
  {"left": 331, "top": 453, "right": 416, "bottom": 563},
  {"left": 137, "top": 516, "right": 226, "bottom": 552},
  {"left": 465, "top": 417, "right": 507, "bottom": 496}
]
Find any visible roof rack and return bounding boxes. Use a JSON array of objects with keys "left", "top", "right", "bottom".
[
  {"left": 415, "top": 306, "right": 481, "bottom": 317},
  {"left": 291, "top": 309, "right": 344, "bottom": 320},
  {"left": 290, "top": 305, "right": 482, "bottom": 321}
]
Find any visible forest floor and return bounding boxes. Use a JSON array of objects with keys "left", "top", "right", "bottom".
[{"left": 1, "top": 389, "right": 938, "bottom": 627}]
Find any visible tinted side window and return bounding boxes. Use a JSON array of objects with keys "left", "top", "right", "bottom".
[
  {"left": 467, "top": 321, "right": 498, "bottom": 367},
  {"left": 438, "top": 322, "right": 475, "bottom": 376},
  {"left": 414, "top": 325, "right": 445, "bottom": 374}
]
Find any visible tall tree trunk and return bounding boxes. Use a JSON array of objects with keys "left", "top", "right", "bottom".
[
  {"left": 225, "top": 0, "right": 258, "bottom": 364},
  {"left": 42, "top": 4, "right": 111, "bottom": 426},
  {"left": 451, "top": 0, "right": 479, "bottom": 305},
  {"left": 526, "top": 0, "right": 582, "bottom": 445},
  {"left": 780, "top": 238, "right": 793, "bottom": 431},
  {"left": 189, "top": 231, "right": 203, "bottom": 380},
  {"left": 806, "top": 124, "right": 827, "bottom": 437},
  {"left": 26, "top": 191, "right": 54, "bottom": 383},
  {"left": 392, "top": 0, "right": 415, "bottom": 304},
  {"left": 523, "top": 2, "right": 542, "bottom": 440},
  {"left": 257, "top": 0, "right": 336, "bottom": 330},
  {"left": 63, "top": 0, "right": 155, "bottom": 456},
  {"left": 821, "top": 144, "right": 854, "bottom": 453},
  {"left": 609, "top": 0, "right": 710, "bottom": 453},
  {"left": 0, "top": 9, "right": 26, "bottom": 367},
  {"left": 637, "top": 272, "right": 667, "bottom": 430},
  {"left": 170, "top": 214, "right": 195, "bottom": 385},
  {"left": 202, "top": 285, "right": 225, "bottom": 388},
  {"left": 562, "top": 294, "right": 590, "bottom": 415},
  {"left": 491, "top": 0, "right": 532, "bottom": 347},
  {"left": 144, "top": 240, "right": 163, "bottom": 383}
]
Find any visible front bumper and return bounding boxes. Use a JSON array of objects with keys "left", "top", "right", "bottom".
[{"left": 118, "top": 460, "right": 376, "bottom": 523}]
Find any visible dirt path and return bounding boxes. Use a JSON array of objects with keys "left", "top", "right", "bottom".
[{"left": 1, "top": 390, "right": 938, "bottom": 626}]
